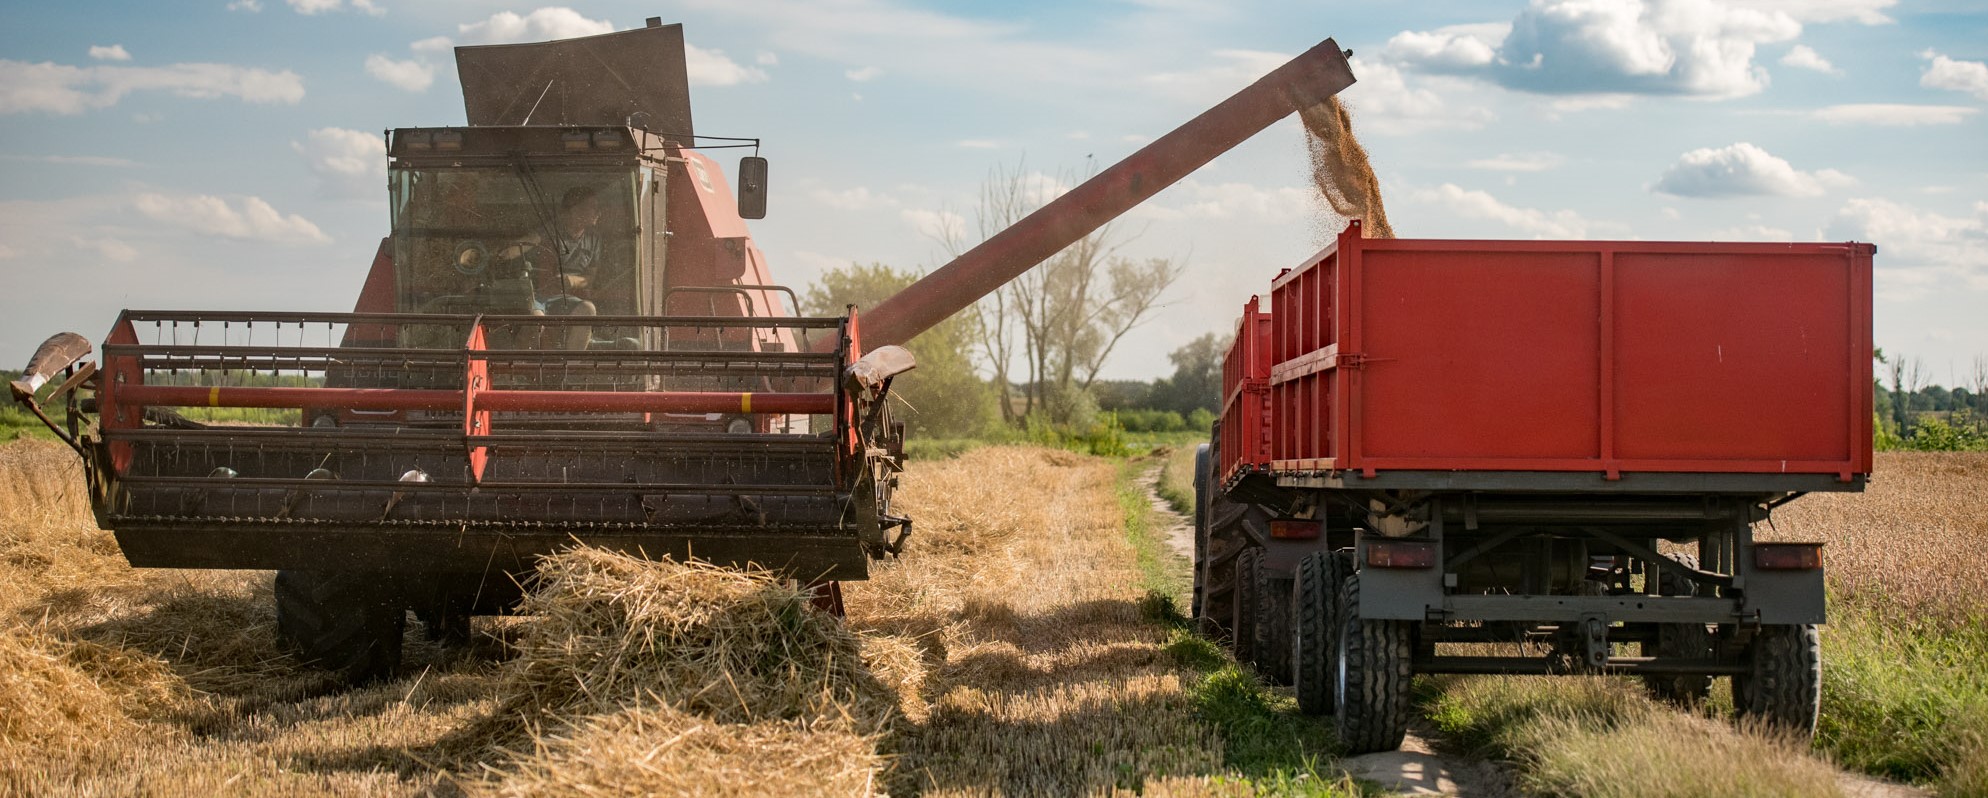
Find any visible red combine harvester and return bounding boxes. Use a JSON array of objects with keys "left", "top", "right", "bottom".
[
  {"left": 8, "top": 21, "right": 1359, "bottom": 683},
  {"left": 1196, "top": 220, "right": 1874, "bottom": 752}
]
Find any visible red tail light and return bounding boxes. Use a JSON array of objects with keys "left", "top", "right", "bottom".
[
  {"left": 1270, "top": 520, "right": 1321, "bottom": 539},
  {"left": 1754, "top": 543, "right": 1823, "bottom": 570},
  {"left": 1367, "top": 539, "right": 1436, "bottom": 568}
]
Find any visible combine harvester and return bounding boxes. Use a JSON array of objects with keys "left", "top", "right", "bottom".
[
  {"left": 8, "top": 20, "right": 1359, "bottom": 683},
  {"left": 1196, "top": 221, "right": 1873, "bottom": 751}
]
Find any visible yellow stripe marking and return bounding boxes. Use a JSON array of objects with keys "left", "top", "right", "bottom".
[
  {"left": 740, "top": 393, "right": 752, "bottom": 414},
  {"left": 209, "top": 386, "right": 221, "bottom": 407}
]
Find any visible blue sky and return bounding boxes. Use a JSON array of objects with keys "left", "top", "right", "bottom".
[{"left": 2, "top": 0, "right": 1984, "bottom": 383}]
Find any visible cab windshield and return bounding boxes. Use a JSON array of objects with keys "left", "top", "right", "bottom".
[{"left": 389, "top": 166, "right": 638, "bottom": 317}]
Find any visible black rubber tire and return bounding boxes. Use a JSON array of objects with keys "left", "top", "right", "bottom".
[
  {"left": 1641, "top": 553, "right": 1715, "bottom": 704},
  {"left": 1333, "top": 571, "right": 1413, "bottom": 754},
  {"left": 1734, "top": 624, "right": 1821, "bottom": 737},
  {"left": 1232, "top": 547, "right": 1262, "bottom": 665},
  {"left": 1255, "top": 571, "right": 1293, "bottom": 685},
  {"left": 1293, "top": 553, "right": 1332, "bottom": 714},
  {"left": 1192, "top": 443, "right": 1212, "bottom": 620},
  {"left": 275, "top": 570, "right": 406, "bottom": 684}
]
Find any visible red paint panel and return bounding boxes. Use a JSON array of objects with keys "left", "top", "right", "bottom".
[
  {"left": 1359, "top": 248, "right": 1601, "bottom": 460},
  {"left": 1613, "top": 251, "right": 1855, "bottom": 462}
]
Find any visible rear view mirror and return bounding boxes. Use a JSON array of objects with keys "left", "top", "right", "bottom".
[{"left": 737, "top": 156, "right": 768, "bottom": 219}]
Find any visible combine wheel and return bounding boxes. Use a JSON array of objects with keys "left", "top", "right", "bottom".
[
  {"left": 1333, "top": 572, "right": 1413, "bottom": 753},
  {"left": 1641, "top": 553, "right": 1714, "bottom": 704},
  {"left": 275, "top": 570, "right": 406, "bottom": 684},
  {"left": 1734, "top": 624, "right": 1821, "bottom": 737},
  {"left": 1232, "top": 548, "right": 1262, "bottom": 664}
]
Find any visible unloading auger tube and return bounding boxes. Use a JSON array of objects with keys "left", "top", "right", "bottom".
[
  {"left": 10, "top": 311, "right": 917, "bottom": 583},
  {"left": 841, "top": 38, "right": 1356, "bottom": 351}
]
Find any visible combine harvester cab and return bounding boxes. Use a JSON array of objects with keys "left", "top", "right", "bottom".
[{"left": 1197, "top": 221, "right": 1876, "bottom": 752}]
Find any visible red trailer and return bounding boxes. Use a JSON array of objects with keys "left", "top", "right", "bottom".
[{"left": 1196, "top": 220, "right": 1873, "bottom": 752}]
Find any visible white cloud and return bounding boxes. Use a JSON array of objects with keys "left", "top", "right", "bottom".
[
  {"left": 133, "top": 193, "right": 331, "bottom": 245},
  {"left": 1388, "top": 0, "right": 1802, "bottom": 99},
  {"left": 1780, "top": 45, "right": 1838, "bottom": 74},
  {"left": 1921, "top": 51, "right": 1988, "bottom": 102},
  {"left": 956, "top": 139, "right": 1001, "bottom": 149},
  {"left": 1340, "top": 57, "right": 1493, "bottom": 134},
  {"left": 457, "top": 8, "right": 614, "bottom": 44},
  {"left": 227, "top": 0, "right": 262, "bottom": 10},
  {"left": 1145, "top": 48, "right": 1287, "bottom": 104},
  {"left": 900, "top": 208, "right": 966, "bottom": 244},
  {"left": 2, "top": 154, "right": 137, "bottom": 167},
  {"left": 756, "top": 52, "right": 779, "bottom": 66},
  {"left": 1809, "top": 104, "right": 1977, "bottom": 126},
  {"left": 1139, "top": 179, "right": 1313, "bottom": 222},
  {"left": 1828, "top": 199, "right": 1988, "bottom": 299},
  {"left": 291, "top": 127, "right": 384, "bottom": 199},
  {"left": 88, "top": 45, "right": 131, "bottom": 62},
  {"left": 1653, "top": 142, "right": 1853, "bottom": 198},
  {"left": 1729, "top": 0, "right": 1895, "bottom": 25},
  {"left": 75, "top": 236, "right": 138, "bottom": 263},
  {"left": 1412, "top": 183, "right": 1596, "bottom": 238},
  {"left": 1710, "top": 224, "right": 1794, "bottom": 240},
  {"left": 409, "top": 36, "right": 453, "bottom": 54},
  {"left": 1466, "top": 153, "right": 1564, "bottom": 171},
  {"left": 845, "top": 65, "right": 883, "bottom": 82},
  {"left": 810, "top": 186, "right": 895, "bottom": 211},
  {"left": 685, "top": 44, "right": 768, "bottom": 87},
  {"left": 286, "top": 0, "right": 381, "bottom": 15},
  {"left": 0, "top": 59, "right": 305, "bottom": 114},
  {"left": 363, "top": 54, "right": 433, "bottom": 92}
]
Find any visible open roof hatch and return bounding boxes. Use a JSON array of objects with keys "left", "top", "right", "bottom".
[{"left": 455, "top": 18, "right": 693, "bottom": 137}]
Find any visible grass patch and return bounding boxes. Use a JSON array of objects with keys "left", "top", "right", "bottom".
[
  {"left": 1821, "top": 600, "right": 1988, "bottom": 794},
  {"left": 1423, "top": 675, "right": 1841, "bottom": 797},
  {"left": 1118, "top": 460, "right": 1191, "bottom": 605},
  {"left": 1156, "top": 440, "right": 1200, "bottom": 517}
]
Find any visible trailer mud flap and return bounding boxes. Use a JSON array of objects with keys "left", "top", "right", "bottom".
[{"left": 1354, "top": 535, "right": 1443, "bottom": 621}]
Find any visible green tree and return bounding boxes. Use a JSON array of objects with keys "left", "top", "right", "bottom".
[
  {"left": 803, "top": 262, "right": 998, "bottom": 437},
  {"left": 1149, "top": 331, "right": 1232, "bottom": 416}
]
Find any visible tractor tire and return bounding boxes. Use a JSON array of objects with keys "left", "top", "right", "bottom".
[
  {"left": 1734, "top": 624, "right": 1821, "bottom": 737},
  {"left": 1293, "top": 553, "right": 1330, "bottom": 714},
  {"left": 275, "top": 570, "right": 406, "bottom": 684},
  {"left": 1333, "top": 571, "right": 1413, "bottom": 754},
  {"left": 1254, "top": 569, "right": 1293, "bottom": 685},
  {"left": 1232, "top": 548, "right": 1262, "bottom": 665},
  {"left": 1192, "top": 444, "right": 1212, "bottom": 620},
  {"left": 1641, "top": 553, "right": 1714, "bottom": 704}
]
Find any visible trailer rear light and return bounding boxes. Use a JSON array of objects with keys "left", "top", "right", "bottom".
[
  {"left": 1367, "top": 540, "right": 1436, "bottom": 568},
  {"left": 1754, "top": 542, "right": 1823, "bottom": 570},
  {"left": 1269, "top": 519, "right": 1320, "bottom": 539}
]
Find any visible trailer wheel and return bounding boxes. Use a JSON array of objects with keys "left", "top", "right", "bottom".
[
  {"left": 1641, "top": 553, "right": 1714, "bottom": 704},
  {"left": 1734, "top": 624, "right": 1820, "bottom": 736},
  {"left": 1232, "top": 548, "right": 1262, "bottom": 665},
  {"left": 1253, "top": 566, "right": 1293, "bottom": 685},
  {"left": 1191, "top": 444, "right": 1212, "bottom": 620},
  {"left": 1292, "top": 551, "right": 1349, "bottom": 714},
  {"left": 1333, "top": 571, "right": 1413, "bottom": 753},
  {"left": 275, "top": 570, "right": 405, "bottom": 684}
]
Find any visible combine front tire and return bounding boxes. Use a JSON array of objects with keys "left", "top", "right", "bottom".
[
  {"left": 1333, "top": 572, "right": 1413, "bottom": 753},
  {"left": 275, "top": 570, "right": 406, "bottom": 684},
  {"left": 1734, "top": 624, "right": 1820, "bottom": 736}
]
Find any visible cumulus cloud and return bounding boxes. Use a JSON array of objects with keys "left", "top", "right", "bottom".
[
  {"left": 1412, "top": 183, "right": 1596, "bottom": 238},
  {"left": 1729, "top": 0, "right": 1895, "bottom": 25},
  {"left": 2, "top": 154, "right": 137, "bottom": 167},
  {"left": 227, "top": 0, "right": 262, "bottom": 11},
  {"left": 88, "top": 45, "right": 131, "bottom": 62},
  {"left": 1809, "top": 103, "right": 1977, "bottom": 126},
  {"left": 956, "top": 139, "right": 1001, "bottom": 149},
  {"left": 810, "top": 186, "right": 895, "bottom": 211},
  {"left": 1144, "top": 49, "right": 1288, "bottom": 104},
  {"left": 1780, "top": 45, "right": 1838, "bottom": 74},
  {"left": 1386, "top": 0, "right": 1802, "bottom": 99},
  {"left": 685, "top": 44, "right": 768, "bottom": 86},
  {"left": 0, "top": 59, "right": 304, "bottom": 114},
  {"left": 409, "top": 36, "right": 453, "bottom": 54},
  {"left": 291, "top": 127, "right": 384, "bottom": 198},
  {"left": 1339, "top": 57, "right": 1493, "bottom": 134},
  {"left": 457, "top": 8, "right": 614, "bottom": 44},
  {"left": 1828, "top": 198, "right": 1988, "bottom": 299},
  {"left": 845, "top": 65, "right": 883, "bottom": 82},
  {"left": 133, "top": 193, "right": 330, "bottom": 245},
  {"left": 1653, "top": 142, "right": 1853, "bottom": 198},
  {"left": 1921, "top": 51, "right": 1988, "bottom": 101},
  {"left": 901, "top": 208, "right": 966, "bottom": 243},
  {"left": 363, "top": 54, "right": 433, "bottom": 92},
  {"left": 286, "top": 0, "right": 382, "bottom": 15},
  {"left": 1466, "top": 153, "right": 1565, "bottom": 171},
  {"left": 1139, "top": 180, "right": 1313, "bottom": 222}
]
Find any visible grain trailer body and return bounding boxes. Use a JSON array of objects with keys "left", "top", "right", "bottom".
[{"left": 1196, "top": 220, "right": 1874, "bottom": 752}]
